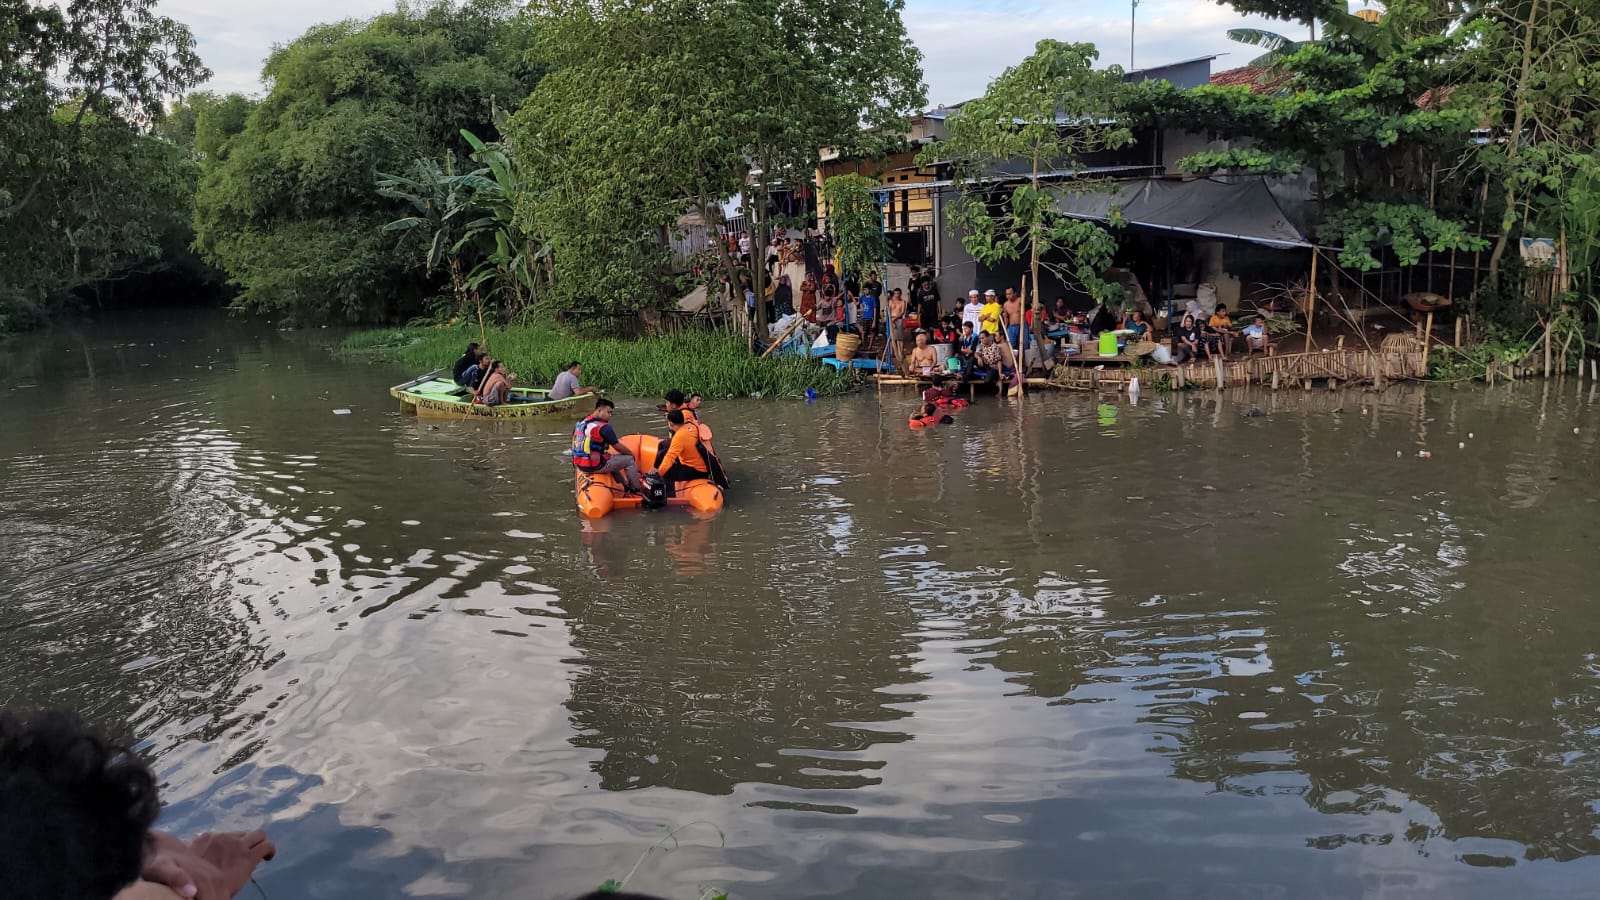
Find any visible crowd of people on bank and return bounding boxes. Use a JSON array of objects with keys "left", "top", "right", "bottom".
[{"left": 775, "top": 254, "right": 1274, "bottom": 377}]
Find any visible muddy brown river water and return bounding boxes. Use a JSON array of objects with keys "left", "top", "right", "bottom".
[{"left": 3, "top": 310, "right": 1600, "bottom": 898}]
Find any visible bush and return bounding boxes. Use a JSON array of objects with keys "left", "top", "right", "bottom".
[{"left": 341, "top": 324, "right": 855, "bottom": 398}]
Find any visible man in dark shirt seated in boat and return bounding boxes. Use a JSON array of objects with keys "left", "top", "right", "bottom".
[
  {"left": 460, "top": 353, "right": 491, "bottom": 392},
  {"left": 572, "top": 398, "right": 642, "bottom": 492},
  {"left": 452, "top": 342, "right": 481, "bottom": 386}
]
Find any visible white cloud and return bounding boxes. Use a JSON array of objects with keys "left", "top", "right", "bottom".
[
  {"left": 904, "top": 0, "right": 1305, "bottom": 103},
  {"left": 165, "top": 0, "right": 1305, "bottom": 99},
  {"left": 161, "top": 0, "right": 393, "bottom": 95}
]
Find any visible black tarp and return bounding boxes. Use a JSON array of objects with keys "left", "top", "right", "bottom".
[{"left": 1054, "top": 177, "right": 1310, "bottom": 249}]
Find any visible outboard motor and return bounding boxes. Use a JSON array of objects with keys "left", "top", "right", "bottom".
[{"left": 640, "top": 473, "right": 668, "bottom": 509}]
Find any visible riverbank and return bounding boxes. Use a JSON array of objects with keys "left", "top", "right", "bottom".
[{"left": 340, "top": 324, "right": 855, "bottom": 398}]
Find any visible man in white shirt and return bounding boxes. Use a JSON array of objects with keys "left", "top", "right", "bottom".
[
  {"left": 961, "top": 289, "right": 984, "bottom": 332},
  {"left": 737, "top": 233, "right": 751, "bottom": 262}
]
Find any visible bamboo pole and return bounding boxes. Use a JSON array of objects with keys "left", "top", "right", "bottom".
[
  {"left": 1544, "top": 319, "right": 1553, "bottom": 377},
  {"left": 1304, "top": 248, "right": 1319, "bottom": 351},
  {"left": 1421, "top": 309, "right": 1435, "bottom": 373}
]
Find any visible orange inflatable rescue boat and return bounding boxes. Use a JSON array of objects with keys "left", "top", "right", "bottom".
[{"left": 575, "top": 433, "right": 726, "bottom": 519}]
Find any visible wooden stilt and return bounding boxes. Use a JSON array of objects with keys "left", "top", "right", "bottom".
[
  {"left": 1304, "top": 248, "right": 1320, "bottom": 351},
  {"left": 1421, "top": 309, "right": 1435, "bottom": 374}
]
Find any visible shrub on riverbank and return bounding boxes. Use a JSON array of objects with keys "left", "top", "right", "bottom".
[{"left": 341, "top": 325, "right": 855, "bottom": 398}]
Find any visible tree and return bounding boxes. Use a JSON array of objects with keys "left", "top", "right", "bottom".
[
  {"left": 1460, "top": 0, "right": 1600, "bottom": 280},
  {"left": 1216, "top": 0, "right": 1343, "bottom": 33},
  {"left": 919, "top": 40, "right": 1130, "bottom": 321},
  {"left": 1122, "top": 18, "right": 1487, "bottom": 274},
  {"left": 191, "top": 0, "right": 541, "bottom": 325},
  {"left": 820, "top": 175, "right": 894, "bottom": 287},
  {"left": 0, "top": 0, "right": 210, "bottom": 330},
  {"left": 512, "top": 0, "right": 924, "bottom": 328}
]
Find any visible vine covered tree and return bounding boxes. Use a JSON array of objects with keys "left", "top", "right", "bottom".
[
  {"left": 191, "top": 0, "right": 540, "bottom": 325},
  {"left": 0, "top": 0, "right": 210, "bottom": 330},
  {"left": 513, "top": 0, "right": 924, "bottom": 326}
]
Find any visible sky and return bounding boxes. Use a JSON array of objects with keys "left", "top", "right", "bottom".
[{"left": 163, "top": 0, "right": 1307, "bottom": 104}]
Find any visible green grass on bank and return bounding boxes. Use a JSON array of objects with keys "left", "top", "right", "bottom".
[{"left": 341, "top": 324, "right": 855, "bottom": 399}]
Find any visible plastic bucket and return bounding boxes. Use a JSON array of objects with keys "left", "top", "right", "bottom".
[{"left": 1098, "top": 332, "right": 1119, "bottom": 356}]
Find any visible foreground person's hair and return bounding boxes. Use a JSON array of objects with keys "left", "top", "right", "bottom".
[{"left": 0, "top": 710, "right": 160, "bottom": 900}]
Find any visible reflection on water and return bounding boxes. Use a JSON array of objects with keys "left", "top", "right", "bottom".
[{"left": 4, "top": 310, "right": 1600, "bottom": 898}]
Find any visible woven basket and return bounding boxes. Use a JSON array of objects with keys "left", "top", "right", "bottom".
[{"left": 836, "top": 333, "right": 861, "bottom": 361}]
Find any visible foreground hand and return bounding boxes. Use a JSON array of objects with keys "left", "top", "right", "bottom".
[
  {"left": 189, "top": 830, "right": 276, "bottom": 898},
  {"left": 142, "top": 832, "right": 204, "bottom": 899}
]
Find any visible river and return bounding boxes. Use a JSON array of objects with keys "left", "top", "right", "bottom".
[{"left": 3, "top": 310, "right": 1600, "bottom": 899}]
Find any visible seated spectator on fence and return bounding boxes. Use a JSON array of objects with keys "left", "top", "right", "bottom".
[
  {"left": 971, "top": 329, "right": 1013, "bottom": 385},
  {"left": 1126, "top": 309, "right": 1155, "bottom": 342},
  {"left": 954, "top": 321, "right": 981, "bottom": 378},
  {"left": 1169, "top": 314, "right": 1201, "bottom": 365},
  {"left": 1207, "top": 304, "right": 1236, "bottom": 356},
  {"left": 906, "top": 331, "right": 938, "bottom": 376},
  {"left": 1242, "top": 314, "right": 1270, "bottom": 355},
  {"left": 1201, "top": 306, "right": 1233, "bottom": 359}
]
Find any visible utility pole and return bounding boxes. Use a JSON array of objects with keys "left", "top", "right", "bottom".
[{"left": 1131, "top": 0, "right": 1139, "bottom": 70}]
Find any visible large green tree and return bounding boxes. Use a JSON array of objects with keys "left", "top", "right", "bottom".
[
  {"left": 0, "top": 0, "right": 209, "bottom": 330},
  {"left": 512, "top": 0, "right": 924, "bottom": 326},
  {"left": 191, "top": 0, "right": 540, "bottom": 325}
]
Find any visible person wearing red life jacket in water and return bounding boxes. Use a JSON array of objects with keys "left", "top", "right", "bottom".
[{"left": 908, "top": 402, "right": 955, "bottom": 429}]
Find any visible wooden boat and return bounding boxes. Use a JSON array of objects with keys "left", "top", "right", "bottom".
[
  {"left": 575, "top": 433, "right": 725, "bottom": 519},
  {"left": 391, "top": 369, "right": 586, "bottom": 419}
]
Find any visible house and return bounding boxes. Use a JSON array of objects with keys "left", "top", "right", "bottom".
[{"left": 813, "top": 55, "right": 1318, "bottom": 319}]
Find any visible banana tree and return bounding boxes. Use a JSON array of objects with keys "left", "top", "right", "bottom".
[
  {"left": 377, "top": 156, "right": 483, "bottom": 330},
  {"left": 459, "top": 126, "right": 549, "bottom": 320}
]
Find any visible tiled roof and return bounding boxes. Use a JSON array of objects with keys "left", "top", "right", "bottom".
[{"left": 1209, "top": 65, "right": 1293, "bottom": 95}]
